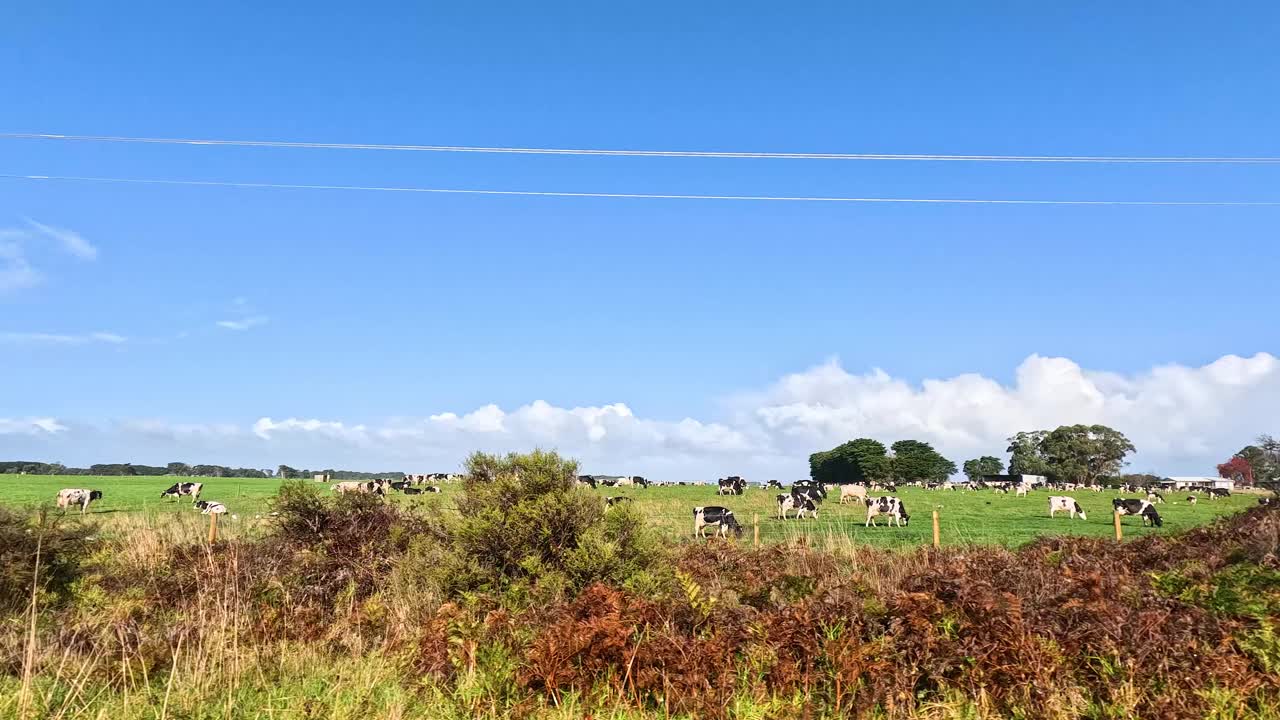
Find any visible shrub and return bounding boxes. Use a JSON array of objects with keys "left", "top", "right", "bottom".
[
  {"left": 432, "top": 450, "right": 664, "bottom": 597},
  {"left": 0, "top": 506, "right": 95, "bottom": 613}
]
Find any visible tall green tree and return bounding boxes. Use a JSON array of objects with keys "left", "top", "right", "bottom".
[
  {"left": 891, "top": 440, "right": 956, "bottom": 482},
  {"left": 1039, "top": 424, "right": 1135, "bottom": 485},
  {"left": 1006, "top": 431, "right": 1050, "bottom": 476},
  {"left": 809, "top": 438, "right": 891, "bottom": 485},
  {"left": 962, "top": 455, "right": 1004, "bottom": 483}
]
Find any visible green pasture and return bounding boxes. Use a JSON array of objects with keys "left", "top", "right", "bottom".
[{"left": 0, "top": 474, "right": 1265, "bottom": 548}]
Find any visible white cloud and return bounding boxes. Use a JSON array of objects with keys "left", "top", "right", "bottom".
[
  {"left": 2, "top": 353, "right": 1277, "bottom": 480},
  {"left": 0, "top": 220, "right": 96, "bottom": 292},
  {"left": 0, "top": 331, "right": 127, "bottom": 345},
  {"left": 24, "top": 219, "right": 98, "bottom": 261},
  {"left": 216, "top": 315, "right": 269, "bottom": 331},
  {"left": 0, "top": 417, "right": 68, "bottom": 435}
]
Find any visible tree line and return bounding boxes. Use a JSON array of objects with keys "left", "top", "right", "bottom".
[
  {"left": 0, "top": 460, "right": 402, "bottom": 480},
  {"left": 811, "top": 424, "right": 1140, "bottom": 487}
]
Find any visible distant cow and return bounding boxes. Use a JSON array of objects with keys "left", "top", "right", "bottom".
[
  {"left": 403, "top": 487, "right": 424, "bottom": 495},
  {"left": 693, "top": 506, "right": 743, "bottom": 538},
  {"left": 766, "top": 479, "right": 784, "bottom": 489},
  {"left": 1207, "top": 488, "right": 1231, "bottom": 500},
  {"left": 1015, "top": 484, "right": 1029, "bottom": 497},
  {"left": 777, "top": 493, "right": 818, "bottom": 520},
  {"left": 865, "top": 496, "right": 909, "bottom": 527},
  {"left": 1113, "top": 498, "right": 1163, "bottom": 527},
  {"left": 605, "top": 496, "right": 633, "bottom": 508},
  {"left": 576, "top": 475, "right": 598, "bottom": 489},
  {"left": 161, "top": 482, "right": 204, "bottom": 503},
  {"left": 194, "top": 500, "right": 227, "bottom": 515},
  {"left": 56, "top": 488, "right": 103, "bottom": 514},
  {"left": 1146, "top": 490, "right": 1165, "bottom": 504},
  {"left": 390, "top": 481, "right": 410, "bottom": 492},
  {"left": 839, "top": 484, "right": 868, "bottom": 505},
  {"left": 1048, "top": 496, "right": 1087, "bottom": 520},
  {"left": 1187, "top": 496, "right": 1197, "bottom": 505},
  {"left": 331, "top": 480, "right": 388, "bottom": 496},
  {"left": 423, "top": 485, "right": 441, "bottom": 493}
]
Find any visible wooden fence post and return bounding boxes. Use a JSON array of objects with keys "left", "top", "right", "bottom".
[
  {"left": 932, "top": 510, "right": 941, "bottom": 549},
  {"left": 753, "top": 513, "right": 760, "bottom": 548},
  {"left": 1113, "top": 511, "right": 1123, "bottom": 541},
  {"left": 208, "top": 512, "right": 218, "bottom": 544}
]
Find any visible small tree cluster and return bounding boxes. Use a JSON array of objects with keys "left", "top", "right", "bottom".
[
  {"left": 810, "top": 438, "right": 955, "bottom": 484},
  {"left": 1004, "top": 424, "right": 1135, "bottom": 485}
]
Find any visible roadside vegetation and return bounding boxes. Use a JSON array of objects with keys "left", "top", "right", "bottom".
[{"left": 0, "top": 450, "right": 1277, "bottom": 719}]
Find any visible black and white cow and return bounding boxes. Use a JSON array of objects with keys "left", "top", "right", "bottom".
[
  {"left": 1187, "top": 496, "right": 1197, "bottom": 505},
  {"left": 194, "top": 500, "right": 228, "bottom": 515},
  {"left": 403, "top": 487, "right": 424, "bottom": 495},
  {"left": 776, "top": 493, "right": 818, "bottom": 520},
  {"left": 605, "top": 496, "right": 633, "bottom": 508},
  {"left": 1146, "top": 490, "right": 1166, "bottom": 504},
  {"left": 331, "top": 480, "right": 389, "bottom": 496},
  {"left": 717, "top": 476, "right": 745, "bottom": 495},
  {"left": 1207, "top": 488, "right": 1231, "bottom": 500},
  {"left": 766, "top": 479, "right": 784, "bottom": 489},
  {"left": 1258, "top": 497, "right": 1273, "bottom": 506},
  {"left": 390, "top": 481, "right": 410, "bottom": 492},
  {"left": 576, "top": 475, "right": 598, "bottom": 489},
  {"left": 1113, "top": 498, "right": 1163, "bottom": 527},
  {"left": 56, "top": 488, "right": 103, "bottom": 514},
  {"left": 693, "top": 506, "right": 743, "bottom": 538},
  {"left": 864, "top": 496, "right": 908, "bottom": 527},
  {"left": 423, "top": 485, "right": 442, "bottom": 493},
  {"left": 1048, "top": 495, "right": 1087, "bottom": 520},
  {"left": 791, "top": 485, "right": 825, "bottom": 506},
  {"left": 161, "top": 481, "right": 204, "bottom": 503}
]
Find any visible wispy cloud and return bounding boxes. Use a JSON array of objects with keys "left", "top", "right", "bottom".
[
  {"left": 0, "top": 331, "right": 127, "bottom": 345},
  {"left": 24, "top": 219, "right": 98, "bottom": 260},
  {"left": 0, "top": 219, "right": 97, "bottom": 292},
  {"left": 216, "top": 315, "right": 269, "bottom": 331}
]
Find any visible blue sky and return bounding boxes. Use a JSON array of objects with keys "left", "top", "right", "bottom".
[{"left": 1, "top": 2, "right": 1277, "bottom": 478}]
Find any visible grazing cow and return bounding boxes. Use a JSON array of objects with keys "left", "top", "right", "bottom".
[
  {"left": 1207, "top": 488, "right": 1231, "bottom": 500},
  {"left": 791, "top": 481, "right": 827, "bottom": 500},
  {"left": 766, "top": 479, "right": 784, "bottom": 489},
  {"left": 390, "top": 481, "right": 410, "bottom": 492},
  {"left": 1146, "top": 490, "right": 1166, "bottom": 504},
  {"left": 1048, "top": 496, "right": 1087, "bottom": 520},
  {"left": 55, "top": 488, "right": 103, "bottom": 514},
  {"left": 1015, "top": 484, "right": 1029, "bottom": 497},
  {"left": 839, "top": 484, "right": 869, "bottom": 505},
  {"left": 423, "top": 485, "right": 442, "bottom": 493},
  {"left": 331, "top": 480, "right": 389, "bottom": 496},
  {"left": 403, "top": 487, "right": 424, "bottom": 495},
  {"left": 1187, "top": 496, "right": 1197, "bottom": 505},
  {"left": 194, "top": 500, "right": 227, "bottom": 515},
  {"left": 777, "top": 493, "right": 818, "bottom": 520},
  {"left": 605, "top": 496, "right": 633, "bottom": 508},
  {"left": 717, "top": 477, "right": 745, "bottom": 496},
  {"left": 161, "top": 482, "right": 204, "bottom": 503},
  {"left": 576, "top": 475, "right": 598, "bottom": 489},
  {"left": 864, "top": 496, "right": 909, "bottom": 527},
  {"left": 1113, "top": 498, "right": 1163, "bottom": 527},
  {"left": 693, "top": 506, "right": 743, "bottom": 538}
]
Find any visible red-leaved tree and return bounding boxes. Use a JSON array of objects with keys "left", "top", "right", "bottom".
[{"left": 1217, "top": 456, "right": 1255, "bottom": 486}]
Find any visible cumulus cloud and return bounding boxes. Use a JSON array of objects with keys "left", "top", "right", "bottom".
[
  {"left": 0, "top": 331, "right": 127, "bottom": 345},
  {"left": 0, "top": 220, "right": 97, "bottom": 292},
  {"left": 2, "top": 353, "right": 1277, "bottom": 479}
]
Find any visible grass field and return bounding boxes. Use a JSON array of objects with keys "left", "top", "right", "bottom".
[{"left": 0, "top": 473, "right": 1264, "bottom": 548}]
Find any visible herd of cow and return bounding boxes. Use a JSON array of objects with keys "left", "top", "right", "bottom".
[{"left": 49, "top": 474, "right": 1267, "bottom": 547}]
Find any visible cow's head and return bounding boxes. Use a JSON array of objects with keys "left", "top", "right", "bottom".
[{"left": 89, "top": 490, "right": 104, "bottom": 501}]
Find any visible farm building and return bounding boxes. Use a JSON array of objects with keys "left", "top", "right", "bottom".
[
  {"left": 1159, "top": 476, "right": 1235, "bottom": 491},
  {"left": 980, "top": 474, "right": 1048, "bottom": 487}
]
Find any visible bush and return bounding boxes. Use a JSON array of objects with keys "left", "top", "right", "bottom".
[
  {"left": 0, "top": 506, "right": 95, "bottom": 614},
  {"left": 432, "top": 450, "right": 663, "bottom": 597}
]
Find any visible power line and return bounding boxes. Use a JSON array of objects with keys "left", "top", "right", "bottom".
[
  {"left": 5, "top": 131, "right": 1280, "bottom": 164},
  {"left": 5, "top": 173, "right": 1279, "bottom": 205}
]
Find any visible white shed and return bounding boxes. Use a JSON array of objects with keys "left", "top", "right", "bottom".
[{"left": 1161, "top": 476, "right": 1234, "bottom": 491}]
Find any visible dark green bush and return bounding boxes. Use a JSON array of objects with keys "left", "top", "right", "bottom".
[{"left": 0, "top": 505, "right": 95, "bottom": 613}]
